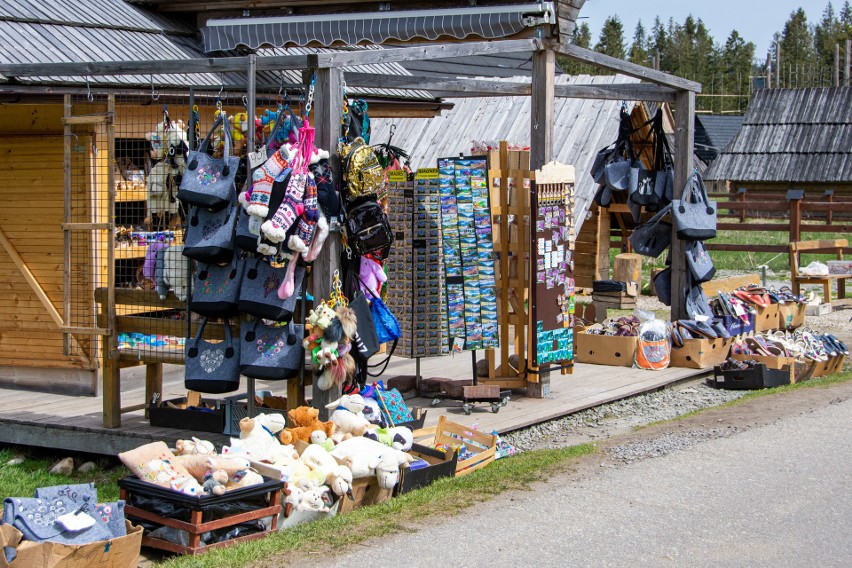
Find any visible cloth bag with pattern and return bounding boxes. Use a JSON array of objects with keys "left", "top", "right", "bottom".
[
  {"left": 184, "top": 317, "right": 240, "bottom": 394},
  {"left": 238, "top": 257, "right": 304, "bottom": 321},
  {"left": 177, "top": 113, "right": 239, "bottom": 210},
  {"left": 239, "top": 319, "right": 304, "bottom": 380}
]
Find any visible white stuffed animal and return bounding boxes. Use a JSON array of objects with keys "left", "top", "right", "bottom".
[
  {"left": 363, "top": 426, "right": 414, "bottom": 452},
  {"left": 296, "top": 487, "right": 329, "bottom": 512},
  {"left": 361, "top": 398, "right": 387, "bottom": 428},
  {"left": 326, "top": 394, "right": 370, "bottom": 436},
  {"left": 330, "top": 436, "right": 414, "bottom": 490},
  {"left": 300, "top": 443, "right": 353, "bottom": 496},
  {"left": 223, "top": 413, "right": 298, "bottom": 465},
  {"left": 174, "top": 437, "right": 215, "bottom": 456}
]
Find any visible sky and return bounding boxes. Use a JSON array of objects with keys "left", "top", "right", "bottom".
[{"left": 578, "top": 0, "right": 832, "bottom": 58}]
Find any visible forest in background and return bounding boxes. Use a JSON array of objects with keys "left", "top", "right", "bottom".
[{"left": 559, "top": 2, "right": 852, "bottom": 114}]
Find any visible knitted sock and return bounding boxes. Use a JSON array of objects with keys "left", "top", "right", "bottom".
[
  {"left": 289, "top": 174, "right": 319, "bottom": 254},
  {"left": 261, "top": 172, "right": 305, "bottom": 242},
  {"left": 303, "top": 212, "right": 329, "bottom": 262},
  {"left": 247, "top": 145, "right": 291, "bottom": 218},
  {"left": 310, "top": 158, "right": 340, "bottom": 217}
]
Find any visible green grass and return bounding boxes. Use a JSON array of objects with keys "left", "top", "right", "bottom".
[
  {"left": 0, "top": 448, "right": 128, "bottom": 502},
  {"left": 637, "top": 370, "right": 852, "bottom": 430},
  {"left": 154, "top": 443, "right": 596, "bottom": 568}
]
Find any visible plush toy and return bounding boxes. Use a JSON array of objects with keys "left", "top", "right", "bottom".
[
  {"left": 363, "top": 426, "right": 414, "bottom": 452},
  {"left": 297, "top": 487, "right": 329, "bottom": 512},
  {"left": 361, "top": 398, "right": 387, "bottom": 428},
  {"left": 172, "top": 454, "right": 252, "bottom": 482},
  {"left": 359, "top": 256, "right": 387, "bottom": 298},
  {"left": 310, "top": 430, "right": 335, "bottom": 452},
  {"left": 299, "top": 443, "right": 353, "bottom": 497},
  {"left": 202, "top": 470, "right": 228, "bottom": 496},
  {"left": 284, "top": 484, "right": 304, "bottom": 511},
  {"left": 223, "top": 414, "right": 299, "bottom": 464},
  {"left": 174, "top": 437, "right": 215, "bottom": 456},
  {"left": 162, "top": 245, "right": 188, "bottom": 301},
  {"left": 304, "top": 303, "right": 358, "bottom": 391},
  {"left": 225, "top": 468, "right": 265, "bottom": 491},
  {"left": 278, "top": 406, "right": 336, "bottom": 446},
  {"left": 326, "top": 394, "right": 371, "bottom": 437},
  {"left": 330, "top": 436, "right": 414, "bottom": 490},
  {"left": 145, "top": 120, "right": 187, "bottom": 227}
]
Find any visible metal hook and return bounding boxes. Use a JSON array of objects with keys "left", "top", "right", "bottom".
[
  {"left": 85, "top": 77, "right": 93, "bottom": 102},
  {"left": 150, "top": 75, "right": 159, "bottom": 101},
  {"left": 242, "top": 95, "right": 248, "bottom": 110}
]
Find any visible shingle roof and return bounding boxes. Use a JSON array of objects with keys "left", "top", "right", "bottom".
[
  {"left": 704, "top": 87, "right": 852, "bottom": 183},
  {"left": 694, "top": 114, "right": 744, "bottom": 164}
]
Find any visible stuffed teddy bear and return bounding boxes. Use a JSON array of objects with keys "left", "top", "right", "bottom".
[
  {"left": 277, "top": 406, "right": 336, "bottom": 446},
  {"left": 202, "top": 470, "right": 228, "bottom": 496},
  {"left": 359, "top": 256, "right": 387, "bottom": 298},
  {"left": 330, "top": 436, "right": 414, "bottom": 490},
  {"left": 326, "top": 394, "right": 371, "bottom": 437},
  {"left": 363, "top": 426, "right": 414, "bottom": 452},
  {"left": 296, "top": 487, "right": 329, "bottom": 512},
  {"left": 174, "top": 437, "right": 215, "bottom": 456}
]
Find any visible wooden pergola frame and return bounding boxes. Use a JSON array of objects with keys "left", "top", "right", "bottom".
[{"left": 0, "top": 36, "right": 699, "bottom": 424}]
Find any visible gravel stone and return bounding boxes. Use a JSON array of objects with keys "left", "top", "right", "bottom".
[{"left": 608, "top": 427, "right": 742, "bottom": 462}]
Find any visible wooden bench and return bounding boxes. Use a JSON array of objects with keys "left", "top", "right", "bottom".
[
  {"left": 789, "top": 239, "right": 848, "bottom": 304},
  {"left": 95, "top": 288, "right": 226, "bottom": 428}
]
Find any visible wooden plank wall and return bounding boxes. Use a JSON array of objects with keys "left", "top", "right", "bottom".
[{"left": 574, "top": 203, "right": 609, "bottom": 288}]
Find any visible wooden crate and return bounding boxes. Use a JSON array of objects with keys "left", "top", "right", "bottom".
[{"left": 430, "top": 415, "right": 497, "bottom": 476}]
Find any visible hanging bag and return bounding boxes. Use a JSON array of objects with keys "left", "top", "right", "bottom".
[
  {"left": 183, "top": 201, "right": 237, "bottom": 263},
  {"left": 239, "top": 319, "right": 304, "bottom": 380},
  {"left": 344, "top": 198, "right": 394, "bottom": 259},
  {"left": 629, "top": 203, "right": 672, "bottom": 258},
  {"left": 349, "top": 291, "right": 380, "bottom": 359},
  {"left": 685, "top": 274, "right": 714, "bottom": 319},
  {"left": 177, "top": 114, "right": 239, "bottom": 210},
  {"left": 189, "top": 256, "right": 245, "bottom": 317},
  {"left": 238, "top": 256, "right": 304, "bottom": 321},
  {"left": 685, "top": 240, "right": 716, "bottom": 283},
  {"left": 672, "top": 170, "right": 717, "bottom": 241},
  {"left": 184, "top": 318, "right": 240, "bottom": 394},
  {"left": 653, "top": 267, "right": 672, "bottom": 306}
]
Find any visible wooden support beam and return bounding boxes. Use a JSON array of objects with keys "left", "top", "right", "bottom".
[
  {"left": 0, "top": 226, "right": 64, "bottom": 329},
  {"left": 309, "top": 38, "right": 541, "bottom": 69},
  {"left": 670, "top": 90, "right": 695, "bottom": 322},
  {"left": 309, "top": 66, "right": 344, "bottom": 421},
  {"left": 553, "top": 43, "right": 702, "bottom": 93},
  {"left": 344, "top": 72, "right": 677, "bottom": 102},
  {"left": 530, "top": 49, "right": 555, "bottom": 170}
]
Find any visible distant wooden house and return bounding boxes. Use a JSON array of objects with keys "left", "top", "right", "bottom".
[
  {"left": 694, "top": 114, "right": 744, "bottom": 165},
  {"left": 704, "top": 87, "right": 852, "bottom": 193}
]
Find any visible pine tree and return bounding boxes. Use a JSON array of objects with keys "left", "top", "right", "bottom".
[
  {"left": 595, "top": 16, "right": 626, "bottom": 60},
  {"left": 778, "top": 8, "right": 817, "bottom": 87},
  {"left": 650, "top": 16, "right": 669, "bottom": 70},
  {"left": 721, "top": 30, "right": 755, "bottom": 113},
  {"left": 814, "top": 3, "right": 842, "bottom": 69},
  {"left": 557, "top": 22, "right": 595, "bottom": 76},
  {"left": 628, "top": 20, "right": 650, "bottom": 65}
]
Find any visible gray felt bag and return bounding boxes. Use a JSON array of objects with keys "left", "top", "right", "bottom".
[
  {"left": 183, "top": 201, "right": 238, "bottom": 264},
  {"left": 189, "top": 256, "right": 245, "bottom": 317},
  {"left": 2, "top": 496, "right": 125, "bottom": 544},
  {"left": 685, "top": 240, "right": 716, "bottom": 283},
  {"left": 629, "top": 203, "right": 672, "bottom": 258},
  {"left": 673, "top": 170, "right": 717, "bottom": 241},
  {"left": 184, "top": 317, "right": 240, "bottom": 394},
  {"left": 177, "top": 114, "right": 239, "bottom": 211},
  {"left": 239, "top": 319, "right": 304, "bottom": 380},
  {"left": 238, "top": 257, "right": 304, "bottom": 321}
]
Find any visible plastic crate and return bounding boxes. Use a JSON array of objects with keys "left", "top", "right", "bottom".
[
  {"left": 148, "top": 397, "right": 225, "bottom": 434},
  {"left": 222, "top": 391, "right": 274, "bottom": 436},
  {"left": 711, "top": 363, "right": 790, "bottom": 390}
]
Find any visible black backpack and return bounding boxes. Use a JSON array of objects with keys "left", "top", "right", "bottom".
[{"left": 344, "top": 198, "right": 394, "bottom": 260}]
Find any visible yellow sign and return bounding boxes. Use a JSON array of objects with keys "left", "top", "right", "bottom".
[
  {"left": 387, "top": 170, "right": 407, "bottom": 182},
  {"left": 415, "top": 168, "right": 440, "bottom": 179}
]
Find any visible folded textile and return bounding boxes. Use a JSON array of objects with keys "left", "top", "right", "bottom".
[{"left": 592, "top": 280, "right": 627, "bottom": 293}]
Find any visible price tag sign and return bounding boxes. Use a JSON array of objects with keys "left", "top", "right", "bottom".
[{"left": 248, "top": 146, "right": 267, "bottom": 170}]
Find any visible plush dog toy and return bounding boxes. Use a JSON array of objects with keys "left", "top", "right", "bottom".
[
  {"left": 299, "top": 443, "right": 353, "bottom": 497},
  {"left": 223, "top": 413, "right": 299, "bottom": 464},
  {"left": 174, "top": 437, "right": 215, "bottom": 456}
]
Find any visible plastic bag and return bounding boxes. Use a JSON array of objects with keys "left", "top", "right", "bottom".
[
  {"left": 800, "top": 261, "right": 829, "bottom": 276},
  {"left": 635, "top": 311, "right": 671, "bottom": 370}
]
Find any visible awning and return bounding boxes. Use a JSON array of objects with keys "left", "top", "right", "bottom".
[{"left": 202, "top": 3, "right": 555, "bottom": 53}]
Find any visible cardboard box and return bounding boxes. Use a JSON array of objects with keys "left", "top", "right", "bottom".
[
  {"left": 278, "top": 498, "right": 340, "bottom": 530},
  {"left": 395, "top": 443, "right": 458, "bottom": 495},
  {"left": 753, "top": 304, "right": 780, "bottom": 332},
  {"left": 0, "top": 521, "right": 142, "bottom": 568},
  {"left": 670, "top": 337, "right": 733, "bottom": 369},
  {"left": 777, "top": 302, "right": 806, "bottom": 330},
  {"left": 338, "top": 477, "right": 393, "bottom": 514},
  {"left": 712, "top": 363, "right": 790, "bottom": 390},
  {"left": 574, "top": 332, "right": 638, "bottom": 367},
  {"left": 730, "top": 353, "right": 795, "bottom": 384}
]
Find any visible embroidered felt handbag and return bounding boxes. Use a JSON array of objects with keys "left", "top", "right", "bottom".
[
  {"left": 685, "top": 240, "right": 716, "bottom": 283},
  {"left": 177, "top": 114, "right": 239, "bottom": 211},
  {"left": 184, "top": 317, "right": 240, "bottom": 394},
  {"left": 672, "top": 170, "right": 717, "bottom": 241},
  {"left": 2, "top": 497, "right": 126, "bottom": 544},
  {"left": 183, "top": 202, "right": 237, "bottom": 263},
  {"left": 34, "top": 483, "right": 96, "bottom": 505},
  {"left": 629, "top": 203, "right": 672, "bottom": 258},
  {"left": 189, "top": 256, "right": 245, "bottom": 317},
  {"left": 238, "top": 257, "right": 304, "bottom": 321},
  {"left": 685, "top": 275, "right": 714, "bottom": 319},
  {"left": 239, "top": 319, "right": 304, "bottom": 380}
]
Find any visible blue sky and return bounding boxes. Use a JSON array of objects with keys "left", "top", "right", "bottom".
[{"left": 579, "top": 1, "right": 832, "bottom": 58}]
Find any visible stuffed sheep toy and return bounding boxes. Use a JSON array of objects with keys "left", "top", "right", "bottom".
[
  {"left": 299, "top": 443, "right": 353, "bottom": 497},
  {"left": 330, "top": 436, "right": 415, "bottom": 490},
  {"left": 326, "top": 394, "right": 371, "bottom": 436}
]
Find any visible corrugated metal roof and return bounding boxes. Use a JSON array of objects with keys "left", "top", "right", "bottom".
[
  {"left": 0, "top": 0, "right": 193, "bottom": 34},
  {"left": 694, "top": 114, "right": 744, "bottom": 163},
  {"left": 705, "top": 87, "right": 852, "bottom": 183},
  {"left": 370, "top": 74, "right": 639, "bottom": 231}
]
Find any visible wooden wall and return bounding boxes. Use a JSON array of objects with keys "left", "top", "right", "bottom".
[{"left": 574, "top": 203, "right": 609, "bottom": 288}]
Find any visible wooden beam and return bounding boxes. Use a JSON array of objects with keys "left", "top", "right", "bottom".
[
  {"left": 553, "top": 43, "right": 702, "bottom": 93},
  {"left": 670, "top": 90, "right": 695, "bottom": 322},
  {"left": 0, "top": 225, "right": 64, "bottom": 329},
  {"left": 530, "top": 49, "right": 555, "bottom": 170},
  {"left": 309, "top": 38, "right": 541, "bottom": 69},
  {"left": 344, "top": 72, "right": 677, "bottom": 101}
]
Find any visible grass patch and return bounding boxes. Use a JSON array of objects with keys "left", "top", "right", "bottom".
[
  {"left": 637, "top": 370, "right": 852, "bottom": 430},
  {"left": 0, "top": 448, "right": 128, "bottom": 502},
  {"left": 154, "top": 443, "right": 595, "bottom": 568}
]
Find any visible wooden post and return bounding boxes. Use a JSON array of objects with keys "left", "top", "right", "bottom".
[
  {"left": 246, "top": 54, "right": 257, "bottom": 420},
  {"left": 738, "top": 187, "right": 747, "bottom": 223},
  {"left": 614, "top": 253, "right": 642, "bottom": 286},
  {"left": 825, "top": 190, "right": 834, "bottom": 226},
  {"left": 310, "top": 66, "right": 343, "bottom": 420},
  {"left": 835, "top": 43, "right": 841, "bottom": 87},
  {"left": 846, "top": 39, "right": 851, "bottom": 87},
  {"left": 530, "top": 49, "right": 554, "bottom": 170},
  {"left": 103, "top": 94, "right": 120, "bottom": 428},
  {"left": 670, "top": 90, "right": 695, "bottom": 322},
  {"left": 787, "top": 190, "right": 803, "bottom": 243}
]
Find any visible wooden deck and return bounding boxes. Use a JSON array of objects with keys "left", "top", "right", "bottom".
[{"left": 0, "top": 356, "right": 707, "bottom": 455}]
